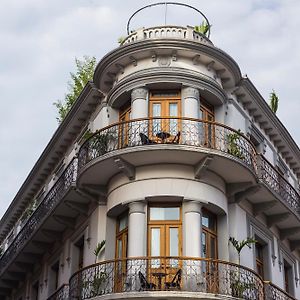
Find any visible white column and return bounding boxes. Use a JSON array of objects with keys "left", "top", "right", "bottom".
[
  {"left": 181, "top": 87, "right": 200, "bottom": 145},
  {"left": 128, "top": 201, "right": 146, "bottom": 257},
  {"left": 182, "top": 87, "right": 200, "bottom": 119},
  {"left": 183, "top": 200, "right": 202, "bottom": 257},
  {"left": 131, "top": 87, "right": 148, "bottom": 119}
]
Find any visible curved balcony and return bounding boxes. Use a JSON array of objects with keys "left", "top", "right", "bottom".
[
  {"left": 0, "top": 158, "right": 78, "bottom": 277},
  {"left": 47, "top": 284, "right": 69, "bottom": 300},
  {"left": 69, "top": 257, "right": 264, "bottom": 299},
  {"left": 264, "top": 281, "right": 296, "bottom": 300},
  {"left": 78, "top": 117, "right": 257, "bottom": 186}
]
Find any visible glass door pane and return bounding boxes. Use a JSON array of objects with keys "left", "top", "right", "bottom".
[
  {"left": 169, "top": 103, "right": 178, "bottom": 135},
  {"left": 150, "top": 227, "right": 162, "bottom": 268},
  {"left": 152, "top": 103, "right": 161, "bottom": 135}
]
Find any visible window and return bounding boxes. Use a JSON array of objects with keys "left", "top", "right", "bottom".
[
  {"left": 284, "top": 260, "right": 293, "bottom": 295},
  {"left": 50, "top": 261, "right": 59, "bottom": 292},
  {"left": 255, "top": 242, "right": 264, "bottom": 278},
  {"left": 75, "top": 236, "right": 84, "bottom": 270},
  {"left": 32, "top": 281, "right": 39, "bottom": 300},
  {"left": 202, "top": 209, "right": 217, "bottom": 259},
  {"left": 149, "top": 91, "right": 181, "bottom": 137}
]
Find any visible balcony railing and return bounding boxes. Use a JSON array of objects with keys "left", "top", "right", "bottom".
[
  {"left": 0, "top": 158, "right": 78, "bottom": 276},
  {"left": 69, "top": 257, "right": 264, "bottom": 299},
  {"left": 47, "top": 284, "right": 69, "bottom": 300},
  {"left": 264, "top": 281, "right": 296, "bottom": 300},
  {"left": 78, "top": 117, "right": 257, "bottom": 172},
  {"left": 122, "top": 25, "right": 213, "bottom": 46},
  {"left": 259, "top": 156, "right": 300, "bottom": 213}
]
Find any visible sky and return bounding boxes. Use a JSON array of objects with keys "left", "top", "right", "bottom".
[{"left": 0, "top": 0, "right": 300, "bottom": 218}]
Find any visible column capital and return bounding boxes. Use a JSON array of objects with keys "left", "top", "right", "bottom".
[
  {"left": 128, "top": 201, "right": 146, "bottom": 214},
  {"left": 182, "top": 86, "right": 200, "bottom": 100},
  {"left": 131, "top": 87, "right": 148, "bottom": 102},
  {"left": 184, "top": 200, "right": 203, "bottom": 214}
]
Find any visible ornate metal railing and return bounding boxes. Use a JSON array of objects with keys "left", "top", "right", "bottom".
[
  {"left": 78, "top": 117, "right": 257, "bottom": 172},
  {"left": 0, "top": 158, "right": 78, "bottom": 275},
  {"left": 264, "top": 281, "right": 296, "bottom": 300},
  {"left": 47, "top": 284, "right": 69, "bottom": 300},
  {"left": 259, "top": 156, "right": 300, "bottom": 213},
  {"left": 69, "top": 256, "right": 264, "bottom": 299}
]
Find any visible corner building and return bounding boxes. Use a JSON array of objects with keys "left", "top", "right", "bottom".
[{"left": 1, "top": 4, "right": 300, "bottom": 300}]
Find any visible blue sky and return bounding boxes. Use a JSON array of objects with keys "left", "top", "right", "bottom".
[{"left": 0, "top": 0, "right": 299, "bottom": 218}]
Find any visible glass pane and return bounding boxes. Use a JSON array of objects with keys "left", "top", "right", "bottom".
[
  {"left": 117, "top": 239, "right": 122, "bottom": 259},
  {"left": 202, "top": 232, "right": 206, "bottom": 257},
  {"left": 169, "top": 103, "right": 178, "bottom": 117},
  {"left": 202, "top": 216, "right": 209, "bottom": 228},
  {"left": 169, "top": 228, "right": 179, "bottom": 256},
  {"left": 151, "top": 228, "right": 160, "bottom": 256},
  {"left": 152, "top": 103, "right": 161, "bottom": 117},
  {"left": 150, "top": 207, "right": 180, "bottom": 220},
  {"left": 210, "top": 236, "right": 216, "bottom": 258},
  {"left": 119, "top": 214, "right": 128, "bottom": 232},
  {"left": 202, "top": 213, "right": 216, "bottom": 231}
]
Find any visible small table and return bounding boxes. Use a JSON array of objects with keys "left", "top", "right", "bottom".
[
  {"left": 156, "top": 131, "right": 170, "bottom": 143},
  {"left": 152, "top": 272, "right": 166, "bottom": 290}
]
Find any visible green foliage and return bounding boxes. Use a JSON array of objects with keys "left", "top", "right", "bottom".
[
  {"left": 118, "top": 36, "right": 126, "bottom": 45},
  {"left": 20, "top": 199, "right": 37, "bottom": 222},
  {"left": 83, "top": 271, "right": 107, "bottom": 297},
  {"left": 194, "top": 20, "right": 211, "bottom": 36},
  {"left": 53, "top": 56, "right": 96, "bottom": 124},
  {"left": 229, "top": 237, "right": 257, "bottom": 255},
  {"left": 269, "top": 89, "right": 279, "bottom": 114},
  {"left": 227, "top": 130, "right": 245, "bottom": 159},
  {"left": 230, "top": 280, "right": 255, "bottom": 298},
  {"left": 94, "top": 240, "right": 105, "bottom": 263}
]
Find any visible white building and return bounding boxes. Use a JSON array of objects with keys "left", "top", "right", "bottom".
[{"left": 0, "top": 3, "right": 299, "bottom": 300}]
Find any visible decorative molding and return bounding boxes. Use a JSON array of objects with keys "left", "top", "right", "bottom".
[
  {"left": 131, "top": 87, "right": 148, "bottom": 102},
  {"left": 158, "top": 56, "right": 171, "bottom": 67},
  {"left": 182, "top": 87, "right": 200, "bottom": 100}
]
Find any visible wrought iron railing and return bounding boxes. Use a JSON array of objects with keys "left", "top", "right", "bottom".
[
  {"left": 78, "top": 117, "right": 257, "bottom": 172},
  {"left": 0, "top": 158, "right": 78, "bottom": 275},
  {"left": 69, "top": 256, "right": 264, "bottom": 299},
  {"left": 264, "top": 281, "right": 296, "bottom": 300},
  {"left": 259, "top": 156, "right": 300, "bottom": 213},
  {"left": 47, "top": 284, "right": 69, "bottom": 300}
]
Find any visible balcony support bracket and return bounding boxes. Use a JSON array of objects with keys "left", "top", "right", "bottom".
[
  {"left": 267, "top": 213, "right": 290, "bottom": 228},
  {"left": 114, "top": 157, "right": 135, "bottom": 180},
  {"left": 253, "top": 201, "right": 277, "bottom": 216},
  {"left": 41, "top": 229, "right": 63, "bottom": 241},
  {"left": 280, "top": 227, "right": 300, "bottom": 241},
  {"left": 65, "top": 200, "right": 89, "bottom": 216},
  {"left": 53, "top": 215, "right": 76, "bottom": 229},
  {"left": 194, "top": 155, "right": 213, "bottom": 179}
]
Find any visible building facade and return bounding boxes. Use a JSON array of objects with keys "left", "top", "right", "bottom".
[{"left": 0, "top": 4, "right": 300, "bottom": 300}]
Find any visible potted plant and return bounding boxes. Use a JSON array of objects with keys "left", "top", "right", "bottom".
[
  {"left": 229, "top": 237, "right": 257, "bottom": 298},
  {"left": 227, "top": 130, "right": 245, "bottom": 159},
  {"left": 194, "top": 20, "right": 211, "bottom": 37}
]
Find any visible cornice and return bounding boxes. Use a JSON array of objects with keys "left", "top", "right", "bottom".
[
  {"left": 0, "top": 82, "right": 104, "bottom": 241},
  {"left": 93, "top": 39, "right": 242, "bottom": 89},
  {"left": 239, "top": 78, "right": 300, "bottom": 177},
  {"left": 107, "top": 67, "right": 227, "bottom": 107}
]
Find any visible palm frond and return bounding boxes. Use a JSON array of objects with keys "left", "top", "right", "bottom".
[{"left": 94, "top": 240, "right": 106, "bottom": 259}]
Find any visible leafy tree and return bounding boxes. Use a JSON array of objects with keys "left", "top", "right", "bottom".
[
  {"left": 194, "top": 20, "right": 211, "bottom": 37},
  {"left": 269, "top": 89, "right": 279, "bottom": 114},
  {"left": 229, "top": 237, "right": 257, "bottom": 265},
  {"left": 53, "top": 56, "right": 97, "bottom": 123}
]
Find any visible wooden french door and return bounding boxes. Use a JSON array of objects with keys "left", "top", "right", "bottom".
[
  {"left": 202, "top": 210, "right": 218, "bottom": 293},
  {"left": 148, "top": 206, "right": 182, "bottom": 289},
  {"left": 115, "top": 215, "right": 128, "bottom": 291},
  {"left": 119, "top": 104, "right": 131, "bottom": 148},
  {"left": 200, "top": 100, "right": 215, "bottom": 147},
  {"left": 149, "top": 91, "right": 181, "bottom": 140}
]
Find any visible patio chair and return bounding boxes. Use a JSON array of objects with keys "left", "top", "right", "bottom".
[
  {"left": 171, "top": 131, "right": 181, "bottom": 144},
  {"left": 139, "top": 133, "right": 157, "bottom": 145},
  {"left": 138, "top": 271, "right": 156, "bottom": 291},
  {"left": 164, "top": 269, "right": 181, "bottom": 290}
]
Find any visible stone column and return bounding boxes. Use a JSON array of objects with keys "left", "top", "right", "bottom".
[
  {"left": 131, "top": 87, "right": 148, "bottom": 119},
  {"left": 183, "top": 200, "right": 203, "bottom": 292},
  {"left": 127, "top": 201, "right": 147, "bottom": 291},
  {"left": 131, "top": 88, "right": 148, "bottom": 144},
  {"left": 181, "top": 87, "right": 200, "bottom": 145},
  {"left": 183, "top": 200, "right": 202, "bottom": 257},
  {"left": 127, "top": 201, "right": 147, "bottom": 257}
]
